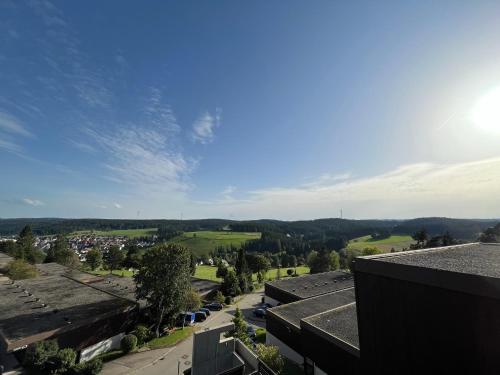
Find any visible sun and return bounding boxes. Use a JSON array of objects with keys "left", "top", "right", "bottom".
[{"left": 470, "top": 87, "right": 500, "bottom": 133}]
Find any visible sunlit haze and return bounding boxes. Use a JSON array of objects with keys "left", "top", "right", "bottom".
[{"left": 1, "top": 1, "right": 500, "bottom": 220}]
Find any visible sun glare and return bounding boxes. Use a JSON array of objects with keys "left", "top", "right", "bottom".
[{"left": 470, "top": 87, "right": 500, "bottom": 133}]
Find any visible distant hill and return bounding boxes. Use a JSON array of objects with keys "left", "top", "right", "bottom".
[{"left": 0, "top": 217, "right": 496, "bottom": 241}]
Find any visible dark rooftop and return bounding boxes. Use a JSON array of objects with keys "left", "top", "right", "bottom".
[
  {"left": 268, "top": 288, "right": 355, "bottom": 328},
  {"left": 302, "top": 302, "right": 359, "bottom": 354},
  {"left": 266, "top": 271, "right": 354, "bottom": 299},
  {"left": 372, "top": 243, "right": 500, "bottom": 278},
  {"left": 0, "top": 274, "right": 134, "bottom": 349}
]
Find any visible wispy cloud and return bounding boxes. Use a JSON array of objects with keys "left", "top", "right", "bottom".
[
  {"left": 191, "top": 109, "right": 221, "bottom": 144},
  {"left": 83, "top": 89, "right": 194, "bottom": 193},
  {"left": 23, "top": 198, "right": 45, "bottom": 207},
  {"left": 199, "top": 158, "right": 500, "bottom": 220},
  {"left": 0, "top": 138, "right": 23, "bottom": 154},
  {"left": 114, "top": 203, "right": 122, "bottom": 209},
  {"left": 0, "top": 111, "right": 33, "bottom": 137},
  {"left": 69, "top": 140, "right": 97, "bottom": 154}
]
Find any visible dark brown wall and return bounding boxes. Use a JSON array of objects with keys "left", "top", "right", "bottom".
[
  {"left": 266, "top": 312, "right": 302, "bottom": 355},
  {"left": 264, "top": 284, "right": 300, "bottom": 304},
  {"left": 301, "top": 328, "right": 360, "bottom": 375},
  {"left": 355, "top": 272, "right": 500, "bottom": 375}
]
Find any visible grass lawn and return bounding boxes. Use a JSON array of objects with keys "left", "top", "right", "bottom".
[
  {"left": 96, "top": 349, "right": 126, "bottom": 363},
  {"left": 194, "top": 265, "right": 310, "bottom": 282},
  {"left": 90, "top": 268, "right": 135, "bottom": 277},
  {"left": 71, "top": 228, "right": 157, "bottom": 238},
  {"left": 167, "top": 231, "right": 261, "bottom": 257},
  {"left": 347, "top": 235, "right": 415, "bottom": 253},
  {"left": 147, "top": 327, "right": 195, "bottom": 349}
]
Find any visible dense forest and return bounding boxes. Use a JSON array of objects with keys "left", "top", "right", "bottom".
[{"left": 0, "top": 217, "right": 495, "bottom": 241}]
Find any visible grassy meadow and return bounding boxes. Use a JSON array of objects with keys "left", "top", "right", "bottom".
[
  {"left": 347, "top": 235, "right": 414, "bottom": 253},
  {"left": 194, "top": 264, "right": 310, "bottom": 282},
  {"left": 166, "top": 231, "right": 261, "bottom": 257}
]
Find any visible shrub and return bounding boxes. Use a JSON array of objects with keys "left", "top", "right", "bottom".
[
  {"left": 7, "top": 259, "right": 38, "bottom": 280},
  {"left": 23, "top": 340, "right": 59, "bottom": 371},
  {"left": 51, "top": 348, "right": 77, "bottom": 374},
  {"left": 120, "top": 334, "right": 137, "bottom": 353},
  {"left": 254, "top": 344, "right": 284, "bottom": 374},
  {"left": 70, "top": 358, "right": 103, "bottom": 375},
  {"left": 286, "top": 269, "right": 293, "bottom": 276},
  {"left": 134, "top": 325, "right": 151, "bottom": 346},
  {"left": 215, "top": 290, "right": 225, "bottom": 304},
  {"left": 224, "top": 295, "right": 232, "bottom": 305}
]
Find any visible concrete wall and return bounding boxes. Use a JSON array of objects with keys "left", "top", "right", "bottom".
[
  {"left": 266, "top": 332, "right": 303, "bottom": 365},
  {"left": 264, "top": 296, "right": 281, "bottom": 307},
  {"left": 80, "top": 332, "right": 124, "bottom": 362},
  {"left": 235, "top": 339, "right": 258, "bottom": 370}
]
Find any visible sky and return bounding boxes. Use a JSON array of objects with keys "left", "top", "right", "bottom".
[{"left": 1, "top": 0, "right": 500, "bottom": 220}]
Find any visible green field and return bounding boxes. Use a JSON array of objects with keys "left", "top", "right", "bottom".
[
  {"left": 71, "top": 228, "right": 157, "bottom": 238},
  {"left": 347, "top": 235, "right": 414, "bottom": 253},
  {"left": 167, "top": 231, "right": 261, "bottom": 257},
  {"left": 194, "top": 264, "right": 310, "bottom": 282}
]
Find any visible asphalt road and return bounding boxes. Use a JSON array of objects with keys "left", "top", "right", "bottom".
[{"left": 101, "top": 288, "right": 266, "bottom": 375}]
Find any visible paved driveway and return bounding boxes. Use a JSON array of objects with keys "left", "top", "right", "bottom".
[{"left": 102, "top": 288, "right": 266, "bottom": 375}]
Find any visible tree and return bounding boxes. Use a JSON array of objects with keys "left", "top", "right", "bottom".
[
  {"left": 48, "top": 235, "right": 76, "bottom": 266},
  {"left": 133, "top": 325, "right": 152, "bottom": 346},
  {"left": 362, "top": 247, "right": 383, "bottom": 256},
  {"left": 479, "top": 223, "right": 500, "bottom": 243},
  {"left": 330, "top": 251, "right": 340, "bottom": 270},
  {"left": 86, "top": 248, "right": 103, "bottom": 271},
  {"left": 221, "top": 269, "right": 241, "bottom": 296},
  {"left": 235, "top": 248, "right": 252, "bottom": 293},
  {"left": 308, "top": 249, "right": 332, "bottom": 274},
  {"left": 216, "top": 263, "right": 228, "bottom": 279},
  {"left": 286, "top": 269, "right": 294, "bottom": 276},
  {"left": 254, "top": 344, "right": 284, "bottom": 374},
  {"left": 120, "top": 334, "right": 138, "bottom": 353},
  {"left": 52, "top": 348, "right": 77, "bottom": 374},
  {"left": 412, "top": 229, "right": 428, "bottom": 248},
  {"left": 70, "top": 358, "right": 103, "bottom": 375},
  {"left": 0, "top": 240, "right": 17, "bottom": 256},
  {"left": 227, "top": 307, "right": 250, "bottom": 344},
  {"left": 123, "top": 243, "right": 142, "bottom": 269},
  {"left": 252, "top": 255, "right": 271, "bottom": 284},
  {"left": 7, "top": 259, "right": 38, "bottom": 280},
  {"left": 23, "top": 340, "right": 59, "bottom": 372},
  {"left": 104, "top": 246, "right": 125, "bottom": 274},
  {"left": 214, "top": 290, "right": 225, "bottom": 304},
  {"left": 190, "top": 253, "right": 197, "bottom": 276},
  {"left": 16, "top": 225, "right": 36, "bottom": 263},
  {"left": 134, "top": 244, "right": 191, "bottom": 337},
  {"left": 184, "top": 288, "right": 201, "bottom": 311}
]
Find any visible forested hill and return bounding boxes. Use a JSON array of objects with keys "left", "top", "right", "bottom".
[{"left": 0, "top": 217, "right": 496, "bottom": 240}]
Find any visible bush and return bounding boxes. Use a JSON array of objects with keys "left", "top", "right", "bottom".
[
  {"left": 224, "top": 295, "right": 232, "bottom": 305},
  {"left": 120, "top": 334, "right": 137, "bottom": 353},
  {"left": 286, "top": 269, "right": 293, "bottom": 276},
  {"left": 134, "top": 325, "right": 151, "bottom": 346},
  {"left": 23, "top": 340, "right": 59, "bottom": 371},
  {"left": 70, "top": 358, "right": 103, "bottom": 375},
  {"left": 254, "top": 344, "right": 284, "bottom": 374},
  {"left": 51, "top": 348, "right": 76, "bottom": 374},
  {"left": 7, "top": 259, "right": 38, "bottom": 280},
  {"left": 215, "top": 290, "right": 225, "bottom": 304}
]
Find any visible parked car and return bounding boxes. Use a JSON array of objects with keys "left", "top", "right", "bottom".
[
  {"left": 182, "top": 312, "right": 195, "bottom": 326},
  {"left": 199, "top": 307, "right": 211, "bottom": 316},
  {"left": 247, "top": 325, "right": 256, "bottom": 339},
  {"left": 194, "top": 311, "right": 207, "bottom": 322},
  {"left": 253, "top": 308, "right": 266, "bottom": 318},
  {"left": 204, "top": 303, "right": 223, "bottom": 311}
]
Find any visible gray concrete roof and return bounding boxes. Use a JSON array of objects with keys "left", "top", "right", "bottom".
[
  {"left": 0, "top": 274, "right": 134, "bottom": 349},
  {"left": 302, "top": 302, "right": 359, "bottom": 352},
  {"left": 266, "top": 270, "right": 354, "bottom": 299},
  {"left": 372, "top": 243, "right": 500, "bottom": 278},
  {"left": 268, "top": 288, "right": 355, "bottom": 328}
]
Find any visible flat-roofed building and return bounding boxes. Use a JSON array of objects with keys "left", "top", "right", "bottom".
[
  {"left": 266, "top": 288, "right": 355, "bottom": 366},
  {"left": 354, "top": 242, "right": 500, "bottom": 375},
  {"left": 264, "top": 270, "right": 354, "bottom": 305}
]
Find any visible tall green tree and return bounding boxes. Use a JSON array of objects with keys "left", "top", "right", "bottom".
[
  {"left": 227, "top": 307, "right": 250, "bottom": 344},
  {"left": 235, "top": 248, "right": 252, "bottom": 293},
  {"left": 16, "top": 225, "right": 36, "bottom": 263},
  {"left": 123, "top": 243, "right": 142, "bottom": 269},
  {"left": 134, "top": 244, "right": 191, "bottom": 337},
  {"left": 221, "top": 269, "right": 241, "bottom": 296},
  {"left": 189, "top": 253, "right": 197, "bottom": 276},
  {"left": 330, "top": 251, "right": 340, "bottom": 270},
  {"left": 412, "top": 229, "right": 429, "bottom": 248},
  {"left": 47, "top": 235, "right": 74, "bottom": 266},
  {"left": 86, "top": 248, "right": 103, "bottom": 271},
  {"left": 104, "top": 246, "right": 125, "bottom": 274}
]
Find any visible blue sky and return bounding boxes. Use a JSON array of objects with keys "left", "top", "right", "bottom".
[{"left": 1, "top": 0, "right": 500, "bottom": 220}]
